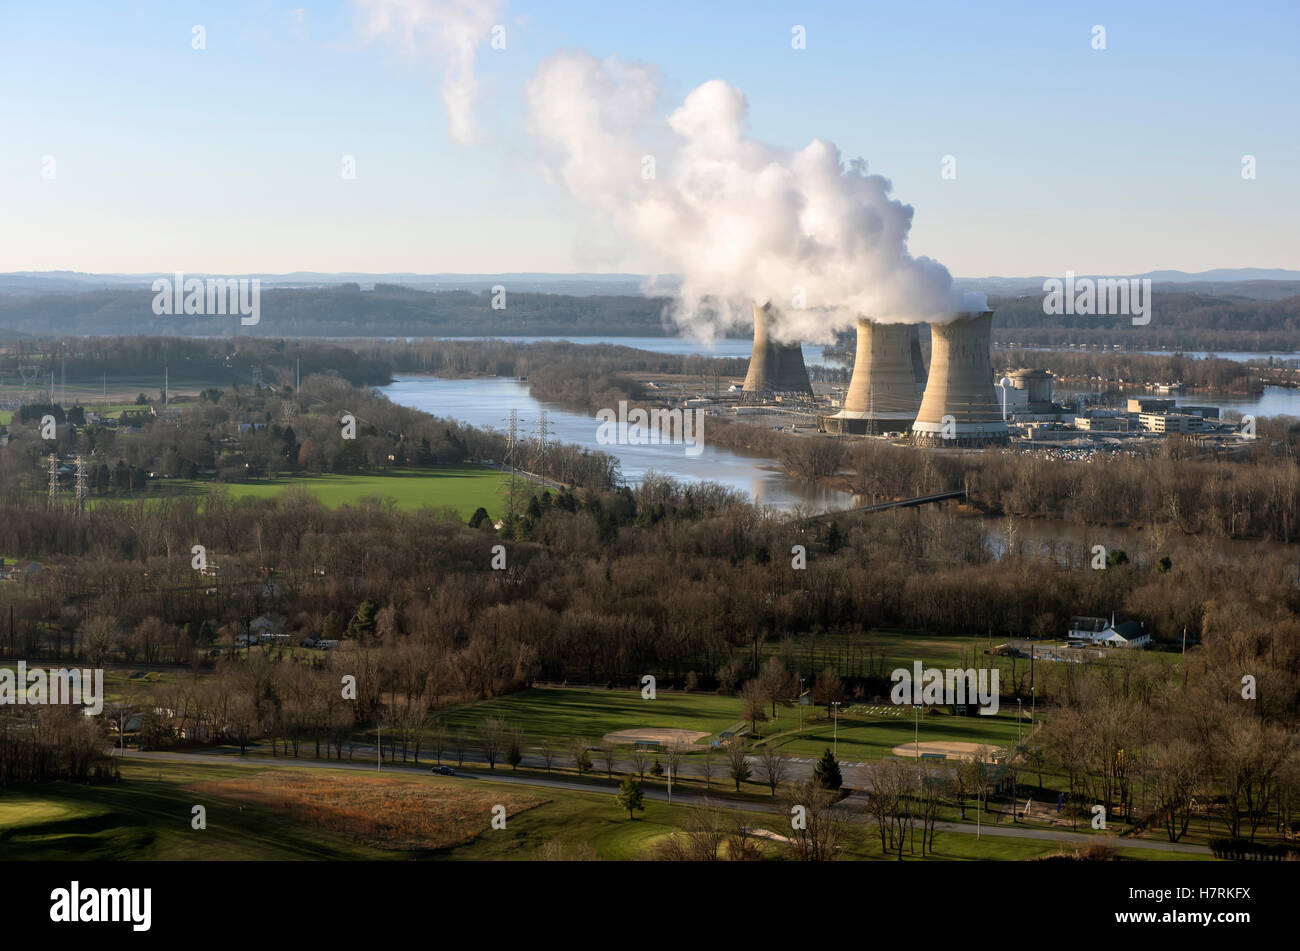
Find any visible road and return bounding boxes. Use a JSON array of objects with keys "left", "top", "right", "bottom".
[{"left": 121, "top": 749, "right": 1211, "bottom": 855}]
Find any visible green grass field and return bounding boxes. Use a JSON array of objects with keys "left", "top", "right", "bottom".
[
  {"left": 0, "top": 758, "right": 1212, "bottom": 861},
  {"left": 425, "top": 686, "right": 1024, "bottom": 764},
  {"left": 434, "top": 687, "right": 745, "bottom": 749},
  {"left": 106, "top": 466, "right": 524, "bottom": 520}
]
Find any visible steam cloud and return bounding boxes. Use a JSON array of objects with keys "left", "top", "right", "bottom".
[
  {"left": 357, "top": 0, "right": 502, "bottom": 146},
  {"left": 526, "top": 52, "right": 985, "bottom": 341}
]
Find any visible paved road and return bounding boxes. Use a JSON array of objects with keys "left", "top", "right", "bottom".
[{"left": 121, "top": 749, "right": 1210, "bottom": 855}]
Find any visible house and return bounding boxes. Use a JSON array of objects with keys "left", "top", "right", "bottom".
[
  {"left": 0, "top": 560, "right": 41, "bottom": 582},
  {"left": 249, "top": 615, "right": 282, "bottom": 639},
  {"left": 1068, "top": 614, "right": 1150, "bottom": 649}
]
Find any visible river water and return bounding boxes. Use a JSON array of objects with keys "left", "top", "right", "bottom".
[
  {"left": 379, "top": 375, "right": 855, "bottom": 512},
  {"left": 378, "top": 336, "right": 1300, "bottom": 516}
]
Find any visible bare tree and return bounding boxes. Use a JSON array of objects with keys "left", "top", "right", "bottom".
[
  {"left": 538, "top": 738, "right": 556, "bottom": 773},
  {"left": 700, "top": 744, "right": 716, "bottom": 790},
  {"left": 480, "top": 716, "right": 506, "bottom": 769},
  {"left": 630, "top": 747, "right": 650, "bottom": 781},
  {"left": 758, "top": 745, "right": 788, "bottom": 797},
  {"left": 781, "top": 780, "right": 851, "bottom": 861},
  {"left": 725, "top": 736, "right": 751, "bottom": 792},
  {"left": 598, "top": 739, "right": 619, "bottom": 778},
  {"left": 567, "top": 736, "right": 591, "bottom": 774}
]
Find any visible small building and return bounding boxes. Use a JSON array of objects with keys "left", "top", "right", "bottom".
[
  {"left": 1128, "top": 397, "right": 1176, "bottom": 414},
  {"left": 1073, "top": 415, "right": 1129, "bottom": 432},
  {"left": 1068, "top": 615, "right": 1150, "bottom": 649},
  {"left": 1139, "top": 412, "right": 1206, "bottom": 434}
]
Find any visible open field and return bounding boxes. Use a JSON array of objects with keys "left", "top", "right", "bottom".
[
  {"left": 434, "top": 687, "right": 744, "bottom": 749},
  {"left": 99, "top": 465, "right": 523, "bottom": 519},
  {"left": 602, "top": 727, "right": 710, "bottom": 749},
  {"left": 427, "top": 686, "right": 1026, "bottom": 765},
  {"left": 888, "top": 740, "right": 997, "bottom": 761},
  {"left": 191, "top": 769, "right": 544, "bottom": 850},
  {"left": 0, "top": 756, "right": 1215, "bottom": 862},
  {"left": 760, "top": 705, "right": 1027, "bottom": 761}
]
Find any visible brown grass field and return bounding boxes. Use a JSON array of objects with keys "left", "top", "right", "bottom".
[{"left": 189, "top": 771, "right": 545, "bottom": 851}]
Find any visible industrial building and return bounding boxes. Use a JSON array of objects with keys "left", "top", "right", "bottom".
[
  {"left": 818, "top": 318, "right": 924, "bottom": 434},
  {"left": 911, "top": 310, "right": 1009, "bottom": 447},
  {"left": 1139, "top": 412, "right": 1208, "bottom": 434},
  {"left": 742, "top": 301, "right": 814, "bottom": 401}
]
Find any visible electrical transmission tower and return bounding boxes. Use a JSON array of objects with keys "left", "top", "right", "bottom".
[
  {"left": 501, "top": 409, "right": 521, "bottom": 522},
  {"left": 75, "top": 455, "right": 88, "bottom": 517},
  {"left": 47, "top": 453, "right": 60, "bottom": 510},
  {"left": 504, "top": 409, "right": 519, "bottom": 470},
  {"left": 536, "top": 411, "right": 551, "bottom": 486}
]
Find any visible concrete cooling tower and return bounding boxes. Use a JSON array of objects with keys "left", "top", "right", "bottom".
[
  {"left": 819, "top": 319, "right": 924, "bottom": 435},
  {"left": 911, "top": 310, "right": 1009, "bottom": 447},
  {"left": 742, "top": 302, "right": 814, "bottom": 400}
]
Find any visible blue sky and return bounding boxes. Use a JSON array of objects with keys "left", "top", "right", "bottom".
[{"left": 1, "top": 0, "right": 1296, "bottom": 276}]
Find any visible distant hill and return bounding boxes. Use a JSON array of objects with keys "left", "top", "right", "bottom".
[
  {"left": 959, "top": 269, "right": 1300, "bottom": 299},
  {"left": 0, "top": 285, "right": 676, "bottom": 337}
]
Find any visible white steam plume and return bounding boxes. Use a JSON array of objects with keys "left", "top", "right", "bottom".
[
  {"left": 526, "top": 52, "right": 985, "bottom": 341},
  {"left": 357, "top": 0, "right": 502, "bottom": 146}
]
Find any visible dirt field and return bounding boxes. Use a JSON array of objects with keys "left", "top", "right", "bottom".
[
  {"left": 190, "top": 770, "right": 544, "bottom": 851},
  {"left": 888, "top": 740, "right": 998, "bottom": 762},
  {"left": 602, "top": 727, "right": 710, "bottom": 749}
]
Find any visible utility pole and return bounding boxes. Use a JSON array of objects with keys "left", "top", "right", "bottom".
[
  {"left": 914, "top": 704, "right": 920, "bottom": 759},
  {"left": 832, "top": 701, "right": 841, "bottom": 758},
  {"left": 798, "top": 677, "right": 805, "bottom": 731}
]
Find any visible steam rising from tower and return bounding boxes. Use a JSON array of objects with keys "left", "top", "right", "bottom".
[
  {"left": 911, "top": 311, "right": 1009, "bottom": 447},
  {"left": 742, "top": 302, "right": 814, "bottom": 400}
]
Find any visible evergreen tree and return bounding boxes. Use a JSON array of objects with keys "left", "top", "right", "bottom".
[{"left": 814, "top": 747, "right": 842, "bottom": 790}]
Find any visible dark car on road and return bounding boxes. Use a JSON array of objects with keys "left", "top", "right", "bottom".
[{"left": 431, "top": 765, "right": 455, "bottom": 776}]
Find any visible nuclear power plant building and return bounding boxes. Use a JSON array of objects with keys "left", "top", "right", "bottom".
[
  {"left": 742, "top": 302, "right": 814, "bottom": 400},
  {"left": 911, "top": 310, "right": 1009, "bottom": 447},
  {"left": 819, "top": 318, "right": 924, "bottom": 434}
]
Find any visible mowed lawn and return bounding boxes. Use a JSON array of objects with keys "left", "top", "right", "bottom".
[
  {"left": 432, "top": 687, "right": 745, "bottom": 750},
  {"left": 214, "top": 467, "right": 516, "bottom": 518},
  {"left": 758, "top": 706, "right": 1028, "bottom": 762},
  {"left": 108, "top": 465, "right": 522, "bottom": 520}
]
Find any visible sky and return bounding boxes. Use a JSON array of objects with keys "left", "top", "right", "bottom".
[{"left": 1, "top": 0, "right": 1297, "bottom": 278}]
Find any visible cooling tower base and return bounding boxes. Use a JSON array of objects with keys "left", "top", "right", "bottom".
[
  {"left": 910, "top": 422, "right": 1010, "bottom": 448},
  {"left": 818, "top": 411, "right": 913, "bottom": 435}
]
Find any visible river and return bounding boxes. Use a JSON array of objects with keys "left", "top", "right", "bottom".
[{"left": 379, "top": 375, "right": 855, "bottom": 512}]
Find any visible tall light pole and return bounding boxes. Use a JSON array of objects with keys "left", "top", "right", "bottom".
[
  {"left": 798, "top": 677, "right": 805, "bottom": 732},
  {"left": 914, "top": 704, "right": 920, "bottom": 760},
  {"left": 832, "top": 701, "right": 841, "bottom": 758},
  {"left": 1017, "top": 698, "right": 1023, "bottom": 746}
]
